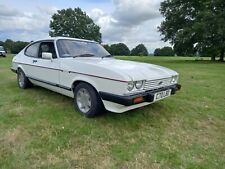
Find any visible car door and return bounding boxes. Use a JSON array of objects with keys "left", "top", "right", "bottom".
[
  {"left": 25, "top": 41, "right": 60, "bottom": 92},
  {"left": 22, "top": 42, "right": 41, "bottom": 78}
]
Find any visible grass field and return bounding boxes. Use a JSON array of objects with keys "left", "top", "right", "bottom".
[{"left": 0, "top": 55, "right": 225, "bottom": 169}]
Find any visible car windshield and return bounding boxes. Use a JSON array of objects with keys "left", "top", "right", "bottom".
[
  {"left": 0, "top": 46, "right": 4, "bottom": 51},
  {"left": 57, "top": 39, "right": 110, "bottom": 58}
]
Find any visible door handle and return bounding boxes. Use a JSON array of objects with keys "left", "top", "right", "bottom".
[{"left": 33, "top": 60, "right": 37, "bottom": 63}]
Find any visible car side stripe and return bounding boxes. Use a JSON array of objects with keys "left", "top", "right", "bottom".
[
  {"left": 13, "top": 62, "right": 128, "bottom": 83},
  {"left": 14, "top": 62, "right": 62, "bottom": 71},
  {"left": 68, "top": 71, "right": 128, "bottom": 83}
]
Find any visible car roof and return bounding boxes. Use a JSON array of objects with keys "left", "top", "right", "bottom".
[{"left": 34, "top": 37, "right": 97, "bottom": 43}]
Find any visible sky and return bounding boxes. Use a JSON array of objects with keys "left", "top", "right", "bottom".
[{"left": 0, "top": 0, "right": 170, "bottom": 53}]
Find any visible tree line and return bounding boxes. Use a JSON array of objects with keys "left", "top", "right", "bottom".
[
  {"left": 0, "top": 38, "right": 178, "bottom": 56},
  {"left": 0, "top": 38, "right": 176, "bottom": 56},
  {"left": 1, "top": 2, "right": 225, "bottom": 60},
  {"left": 0, "top": 39, "right": 29, "bottom": 54},
  {"left": 103, "top": 43, "right": 149, "bottom": 56}
]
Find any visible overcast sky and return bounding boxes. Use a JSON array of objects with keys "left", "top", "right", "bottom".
[{"left": 0, "top": 0, "right": 170, "bottom": 53}]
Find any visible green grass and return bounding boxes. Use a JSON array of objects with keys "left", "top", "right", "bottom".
[{"left": 0, "top": 55, "right": 225, "bottom": 169}]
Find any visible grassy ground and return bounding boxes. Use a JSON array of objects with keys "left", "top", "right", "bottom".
[{"left": 0, "top": 55, "right": 225, "bottom": 169}]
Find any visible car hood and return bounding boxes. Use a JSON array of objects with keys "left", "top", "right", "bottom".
[{"left": 62, "top": 58, "right": 178, "bottom": 81}]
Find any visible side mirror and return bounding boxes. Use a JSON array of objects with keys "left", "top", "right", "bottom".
[{"left": 42, "top": 52, "right": 52, "bottom": 60}]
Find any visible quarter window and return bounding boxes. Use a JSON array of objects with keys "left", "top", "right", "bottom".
[{"left": 25, "top": 42, "right": 40, "bottom": 57}]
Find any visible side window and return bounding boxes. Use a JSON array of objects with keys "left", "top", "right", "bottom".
[
  {"left": 39, "top": 42, "right": 57, "bottom": 59},
  {"left": 25, "top": 43, "right": 40, "bottom": 58}
]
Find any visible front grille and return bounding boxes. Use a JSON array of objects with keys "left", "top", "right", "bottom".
[{"left": 144, "top": 77, "right": 172, "bottom": 90}]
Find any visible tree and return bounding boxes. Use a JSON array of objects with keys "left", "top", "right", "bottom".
[
  {"left": 161, "top": 47, "right": 175, "bottom": 56},
  {"left": 11, "top": 41, "right": 29, "bottom": 54},
  {"left": 109, "top": 43, "right": 130, "bottom": 56},
  {"left": 4, "top": 39, "right": 14, "bottom": 53},
  {"left": 49, "top": 8, "right": 102, "bottom": 43},
  {"left": 154, "top": 48, "right": 161, "bottom": 56},
  {"left": 0, "top": 41, "right": 4, "bottom": 46},
  {"left": 159, "top": 0, "right": 225, "bottom": 61},
  {"left": 102, "top": 44, "right": 111, "bottom": 53},
  {"left": 131, "top": 44, "right": 148, "bottom": 56},
  {"left": 154, "top": 46, "right": 175, "bottom": 56}
]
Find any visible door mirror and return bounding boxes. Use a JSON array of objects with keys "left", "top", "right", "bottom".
[{"left": 42, "top": 52, "right": 52, "bottom": 60}]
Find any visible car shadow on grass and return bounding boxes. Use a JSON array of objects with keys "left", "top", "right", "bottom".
[
  {"left": 19, "top": 85, "right": 176, "bottom": 129},
  {"left": 99, "top": 101, "right": 177, "bottom": 129}
]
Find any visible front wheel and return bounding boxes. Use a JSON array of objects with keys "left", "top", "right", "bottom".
[
  {"left": 17, "top": 69, "right": 33, "bottom": 89},
  {"left": 74, "top": 83, "right": 105, "bottom": 117}
]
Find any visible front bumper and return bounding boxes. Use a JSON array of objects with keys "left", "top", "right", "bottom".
[{"left": 99, "top": 84, "right": 181, "bottom": 106}]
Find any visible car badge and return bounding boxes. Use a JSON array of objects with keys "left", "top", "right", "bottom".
[{"left": 158, "top": 81, "right": 163, "bottom": 85}]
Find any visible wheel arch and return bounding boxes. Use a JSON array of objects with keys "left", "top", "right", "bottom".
[
  {"left": 72, "top": 80, "right": 99, "bottom": 94},
  {"left": 17, "top": 65, "right": 25, "bottom": 74},
  {"left": 72, "top": 79, "right": 105, "bottom": 108}
]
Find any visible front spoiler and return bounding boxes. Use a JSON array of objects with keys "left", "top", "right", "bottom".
[
  {"left": 99, "top": 84, "right": 181, "bottom": 106},
  {"left": 10, "top": 68, "right": 17, "bottom": 73}
]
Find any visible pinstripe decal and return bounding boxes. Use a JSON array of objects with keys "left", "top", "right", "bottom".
[{"left": 13, "top": 62, "right": 128, "bottom": 83}]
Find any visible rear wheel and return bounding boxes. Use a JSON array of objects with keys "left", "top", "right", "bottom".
[
  {"left": 74, "top": 82, "right": 105, "bottom": 117},
  {"left": 17, "top": 69, "right": 33, "bottom": 89}
]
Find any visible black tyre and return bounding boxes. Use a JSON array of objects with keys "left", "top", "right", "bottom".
[
  {"left": 17, "top": 69, "right": 33, "bottom": 89},
  {"left": 74, "top": 82, "right": 105, "bottom": 117}
]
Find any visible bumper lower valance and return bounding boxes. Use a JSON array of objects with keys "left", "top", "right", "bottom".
[{"left": 99, "top": 84, "right": 181, "bottom": 106}]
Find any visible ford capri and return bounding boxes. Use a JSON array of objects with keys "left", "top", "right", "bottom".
[{"left": 11, "top": 37, "right": 181, "bottom": 117}]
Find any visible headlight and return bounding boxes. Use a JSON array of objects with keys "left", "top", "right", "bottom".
[
  {"left": 135, "top": 81, "right": 144, "bottom": 89},
  {"left": 127, "top": 81, "right": 134, "bottom": 91},
  {"left": 171, "top": 76, "right": 178, "bottom": 83}
]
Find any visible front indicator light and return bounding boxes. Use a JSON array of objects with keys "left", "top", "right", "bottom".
[{"left": 133, "top": 96, "right": 144, "bottom": 104}]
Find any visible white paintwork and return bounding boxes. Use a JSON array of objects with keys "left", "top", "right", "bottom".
[{"left": 11, "top": 37, "right": 179, "bottom": 113}]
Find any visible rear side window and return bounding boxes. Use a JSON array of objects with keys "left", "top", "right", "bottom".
[{"left": 25, "top": 42, "right": 40, "bottom": 57}]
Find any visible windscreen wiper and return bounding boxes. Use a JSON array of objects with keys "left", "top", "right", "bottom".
[
  {"left": 101, "top": 55, "right": 112, "bottom": 59},
  {"left": 73, "top": 53, "right": 95, "bottom": 58}
]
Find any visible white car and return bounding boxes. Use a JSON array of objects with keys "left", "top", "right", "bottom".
[
  {"left": 11, "top": 37, "right": 181, "bottom": 117},
  {"left": 0, "top": 46, "right": 6, "bottom": 57}
]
